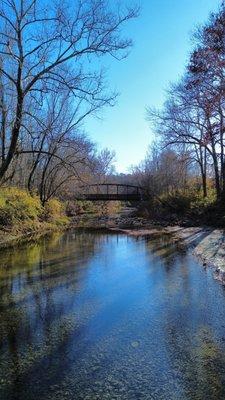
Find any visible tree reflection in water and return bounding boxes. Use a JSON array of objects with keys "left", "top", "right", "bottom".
[{"left": 1, "top": 231, "right": 225, "bottom": 400}]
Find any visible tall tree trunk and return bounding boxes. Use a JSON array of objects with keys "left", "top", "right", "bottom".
[
  {"left": 213, "top": 154, "right": 221, "bottom": 199},
  {"left": 210, "top": 138, "right": 221, "bottom": 199},
  {"left": 0, "top": 96, "right": 23, "bottom": 181},
  {"left": 202, "top": 146, "right": 207, "bottom": 198},
  {"left": 199, "top": 145, "right": 207, "bottom": 198},
  {"left": 220, "top": 160, "right": 225, "bottom": 200},
  {"left": 0, "top": 78, "right": 6, "bottom": 164},
  {"left": 0, "top": 22, "right": 24, "bottom": 182},
  {"left": 202, "top": 172, "right": 207, "bottom": 198}
]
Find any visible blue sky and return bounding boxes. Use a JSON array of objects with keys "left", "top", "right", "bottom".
[{"left": 85, "top": 0, "right": 221, "bottom": 173}]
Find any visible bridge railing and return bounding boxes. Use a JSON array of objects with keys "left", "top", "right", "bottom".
[{"left": 76, "top": 183, "right": 146, "bottom": 201}]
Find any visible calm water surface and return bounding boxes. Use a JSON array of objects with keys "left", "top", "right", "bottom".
[{"left": 1, "top": 231, "right": 225, "bottom": 400}]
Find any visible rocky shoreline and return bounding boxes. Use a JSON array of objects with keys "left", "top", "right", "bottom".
[{"left": 72, "top": 211, "right": 225, "bottom": 285}]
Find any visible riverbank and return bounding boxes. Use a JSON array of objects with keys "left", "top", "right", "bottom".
[
  {"left": 1, "top": 195, "right": 224, "bottom": 287},
  {"left": 0, "top": 187, "right": 69, "bottom": 250},
  {"left": 0, "top": 222, "right": 68, "bottom": 250}
]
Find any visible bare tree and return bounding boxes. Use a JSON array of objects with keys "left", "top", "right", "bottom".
[
  {"left": 0, "top": 0, "right": 138, "bottom": 181},
  {"left": 185, "top": 4, "right": 225, "bottom": 198}
]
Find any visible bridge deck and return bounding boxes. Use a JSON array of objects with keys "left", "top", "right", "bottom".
[
  {"left": 76, "top": 183, "right": 145, "bottom": 202},
  {"left": 77, "top": 193, "right": 142, "bottom": 201}
]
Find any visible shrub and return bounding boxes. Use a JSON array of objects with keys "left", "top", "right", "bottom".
[
  {"left": 43, "top": 198, "right": 65, "bottom": 222},
  {"left": 0, "top": 187, "right": 42, "bottom": 227},
  {"left": 0, "top": 187, "right": 69, "bottom": 231},
  {"left": 160, "top": 191, "right": 194, "bottom": 214},
  {"left": 190, "top": 189, "right": 216, "bottom": 210}
]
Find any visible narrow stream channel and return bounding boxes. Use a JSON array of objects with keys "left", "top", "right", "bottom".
[{"left": 1, "top": 231, "right": 225, "bottom": 400}]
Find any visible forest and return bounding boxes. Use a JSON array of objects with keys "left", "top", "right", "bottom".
[
  {"left": 131, "top": 3, "right": 225, "bottom": 226},
  {"left": 0, "top": 0, "right": 136, "bottom": 202},
  {"left": 0, "top": 0, "right": 137, "bottom": 237},
  {"left": 0, "top": 0, "right": 225, "bottom": 231}
]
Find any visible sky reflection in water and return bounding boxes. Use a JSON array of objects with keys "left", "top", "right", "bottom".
[{"left": 0, "top": 231, "right": 225, "bottom": 400}]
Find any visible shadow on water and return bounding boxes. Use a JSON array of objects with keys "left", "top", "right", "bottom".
[{"left": 1, "top": 230, "right": 225, "bottom": 399}]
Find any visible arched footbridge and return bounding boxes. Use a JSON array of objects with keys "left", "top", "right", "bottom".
[{"left": 76, "top": 184, "right": 146, "bottom": 201}]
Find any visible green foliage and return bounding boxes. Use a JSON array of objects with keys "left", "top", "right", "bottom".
[
  {"left": 0, "top": 187, "right": 69, "bottom": 233},
  {"left": 76, "top": 200, "right": 96, "bottom": 214},
  {"left": 190, "top": 189, "right": 216, "bottom": 210},
  {"left": 0, "top": 187, "right": 42, "bottom": 227},
  {"left": 160, "top": 191, "right": 194, "bottom": 214},
  {"left": 160, "top": 189, "right": 216, "bottom": 215},
  {"left": 42, "top": 198, "right": 69, "bottom": 227},
  {"left": 43, "top": 198, "right": 65, "bottom": 221},
  {"left": 137, "top": 188, "right": 220, "bottom": 226}
]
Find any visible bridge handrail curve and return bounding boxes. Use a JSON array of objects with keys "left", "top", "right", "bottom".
[{"left": 80, "top": 183, "right": 144, "bottom": 190}]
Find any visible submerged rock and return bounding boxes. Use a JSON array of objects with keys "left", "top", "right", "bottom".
[{"left": 131, "top": 341, "right": 140, "bottom": 348}]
